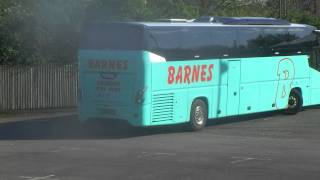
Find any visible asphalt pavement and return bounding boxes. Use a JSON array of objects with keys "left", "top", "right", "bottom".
[{"left": 0, "top": 107, "right": 319, "bottom": 180}]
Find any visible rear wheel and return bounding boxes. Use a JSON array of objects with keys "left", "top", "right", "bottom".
[
  {"left": 188, "top": 99, "right": 208, "bottom": 131},
  {"left": 285, "top": 89, "right": 302, "bottom": 115}
]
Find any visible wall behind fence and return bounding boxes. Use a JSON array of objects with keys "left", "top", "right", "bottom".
[{"left": 0, "top": 64, "right": 78, "bottom": 112}]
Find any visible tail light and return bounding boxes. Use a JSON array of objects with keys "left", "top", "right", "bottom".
[{"left": 135, "top": 87, "right": 147, "bottom": 104}]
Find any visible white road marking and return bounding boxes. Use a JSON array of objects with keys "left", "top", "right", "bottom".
[
  {"left": 230, "top": 156, "right": 272, "bottom": 164},
  {"left": 154, "top": 152, "right": 176, "bottom": 156},
  {"left": 230, "top": 157, "right": 256, "bottom": 164},
  {"left": 138, "top": 152, "right": 176, "bottom": 158},
  {"left": 19, "top": 175, "right": 58, "bottom": 180},
  {"left": 51, "top": 146, "right": 81, "bottom": 153}
]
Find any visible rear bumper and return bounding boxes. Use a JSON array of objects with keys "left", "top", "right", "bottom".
[{"left": 78, "top": 102, "right": 151, "bottom": 127}]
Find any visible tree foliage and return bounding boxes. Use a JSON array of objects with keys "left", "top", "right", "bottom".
[{"left": 0, "top": 0, "right": 319, "bottom": 65}]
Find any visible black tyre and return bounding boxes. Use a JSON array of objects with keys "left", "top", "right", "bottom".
[
  {"left": 285, "top": 89, "right": 302, "bottom": 115},
  {"left": 188, "top": 99, "right": 208, "bottom": 131}
]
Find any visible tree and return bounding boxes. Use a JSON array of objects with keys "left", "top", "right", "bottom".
[
  {"left": 0, "top": 0, "right": 34, "bottom": 64},
  {"left": 0, "top": 0, "right": 319, "bottom": 65},
  {"left": 0, "top": 0, "right": 89, "bottom": 64},
  {"left": 264, "top": 0, "right": 320, "bottom": 28}
]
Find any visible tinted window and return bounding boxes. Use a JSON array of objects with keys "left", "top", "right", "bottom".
[
  {"left": 270, "top": 27, "right": 315, "bottom": 54},
  {"left": 285, "top": 27, "right": 316, "bottom": 50},
  {"left": 237, "top": 27, "right": 267, "bottom": 57},
  {"left": 80, "top": 23, "right": 145, "bottom": 50},
  {"left": 146, "top": 26, "right": 237, "bottom": 61},
  {"left": 288, "top": 27, "right": 313, "bottom": 38},
  {"left": 146, "top": 27, "right": 183, "bottom": 60},
  {"left": 181, "top": 27, "right": 236, "bottom": 59},
  {"left": 205, "top": 27, "right": 237, "bottom": 58},
  {"left": 147, "top": 26, "right": 315, "bottom": 60},
  {"left": 258, "top": 27, "right": 294, "bottom": 56},
  {"left": 236, "top": 26, "right": 316, "bottom": 57}
]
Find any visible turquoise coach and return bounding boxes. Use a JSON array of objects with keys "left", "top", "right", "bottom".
[{"left": 78, "top": 17, "right": 320, "bottom": 131}]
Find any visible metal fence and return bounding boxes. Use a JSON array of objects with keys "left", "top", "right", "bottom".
[{"left": 0, "top": 64, "right": 78, "bottom": 112}]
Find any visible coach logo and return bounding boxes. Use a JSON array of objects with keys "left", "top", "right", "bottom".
[
  {"left": 88, "top": 60, "right": 128, "bottom": 71},
  {"left": 168, "top": 64, "right": 214, "bottom": 85}
]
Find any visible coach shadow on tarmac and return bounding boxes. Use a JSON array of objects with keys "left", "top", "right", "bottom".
[{"left": 0, "top": 106, "right": 319, "bottom": 140}]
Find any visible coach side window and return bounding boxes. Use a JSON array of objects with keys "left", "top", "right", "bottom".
[
  {"left": 180, "top": 27, "right": 237, "bottom": 59},
  {"left": 289, "top": 27, "right": 313, "bottom": 39},
  {"left": 147, "top": 27, "right": 183, "bottom": 61},
  {"left": 237, "top": 27, "right": 265, "bottom": 57},
  {"left": 263, "top": 27, "right": 291, "bottom": 55},
  {"left": 181, "top": 27, "right": 213, "bottom": 59},
  {"left": 210, "top": 27, "right": 237, "bottom": 58}
]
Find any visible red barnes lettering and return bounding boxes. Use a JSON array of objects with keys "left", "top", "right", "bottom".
[
  {"left": 207, "top": 64, "right": 214, "bottom": 81},
  {"left": 184, "top": 66, "right": 191, "bottom": 84},
  {"left": 168, "top": 66, "right": 175, "bottom": 84},
  {"left": 168, "top": 64, "right": 214, "bottom": 85},
  {"left": 201, "top": 65, "right": 207, "bottom": 82}
]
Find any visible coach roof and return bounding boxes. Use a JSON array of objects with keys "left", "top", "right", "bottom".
[
  {"left": 110, "top": 21, "right": 309, "bottom": 29},
  {"left": 139, "top": 22, "right": 307, "bottom": 28}
]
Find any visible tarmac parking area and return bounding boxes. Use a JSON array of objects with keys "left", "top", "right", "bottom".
[{"left": 0, "top": 107, "right": 319, "bottom": 180}]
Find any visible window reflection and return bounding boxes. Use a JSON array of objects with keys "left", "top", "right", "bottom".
[{"left": 146, "top": 25, "right": 317, "bottom": 61}]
